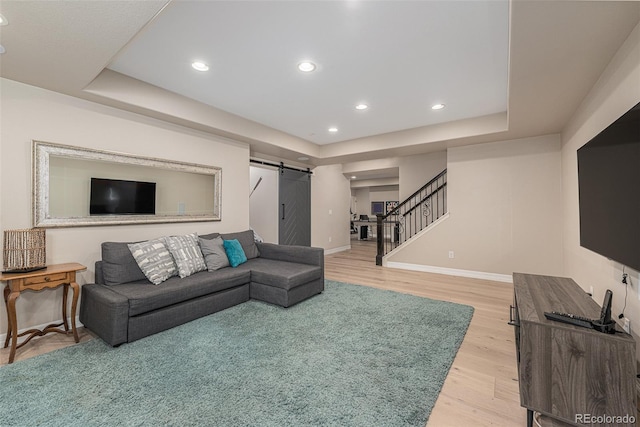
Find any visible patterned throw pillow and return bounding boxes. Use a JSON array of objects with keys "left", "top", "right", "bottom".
[
  {"left": 222, "top": 239, "right": 248, "bottom": 268},
  {"left": 128, "top": 239, "right": 177, "bottom": 285},
  {"left": 163, "top": 233, "right": 207, "bottom": 278},
  {"left": 199, "top": 236, "right": 230, "bottom": 271}
]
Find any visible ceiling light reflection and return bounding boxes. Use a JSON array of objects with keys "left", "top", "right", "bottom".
[
  {"left": 298, "top": 61, "right": 316, "bottom": 72},
  {"left": 192, "top": 61, "right": 209, "bottom": 72}
]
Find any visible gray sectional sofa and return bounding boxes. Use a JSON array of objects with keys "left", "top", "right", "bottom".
[{"left": 79, "top": 230, "right": 324, "bottom": 346}]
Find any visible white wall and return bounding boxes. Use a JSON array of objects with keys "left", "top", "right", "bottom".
[
  {"left": 311, "top": 164, "right": 351, "bottom": 251},
  {"left": 399, "top": 151, "right": 447, "bottom": 200},
  {"left": 561, "top": 20, "right": 640, "bottom": 349},
  {"left": 249, "top": 165, "right": 279, "bottom": 243},
  {"left": 353, "top": 188, "right": 370, "bottom": 218},
  {"left": 387, "top": 135, "right": 564, "bottom": 278},
  {"left": 0, "top": 78, "right": 250, "bottom": 333}
]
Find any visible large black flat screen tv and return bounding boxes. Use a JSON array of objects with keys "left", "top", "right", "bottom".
[
  {"left": 577, "top": 101, "right": 640, "bottom": 272},
  {"left": 90, "top": 178, "right": 156, "bottom": 215}
]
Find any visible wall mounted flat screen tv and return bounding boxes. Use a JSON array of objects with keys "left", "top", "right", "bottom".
[
  {"left": 577, "top": 101, "right": 640, "bottom": 272},
  {"left": 90, "top": 178, "right": 156, "bottom": 215}
]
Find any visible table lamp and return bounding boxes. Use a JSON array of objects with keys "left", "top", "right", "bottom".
[{"left": 2, "top": 228, "right": 47, "bottom": 273}]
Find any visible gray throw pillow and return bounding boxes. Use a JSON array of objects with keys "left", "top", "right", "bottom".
[
  {"left": 163, "top": 233, "right": 207, "bottom": 278},
  {"left": 128, "top": 238, "right": 178, "bottom": 285},
  {"left": 199, "top": 236, "right": 230, "bottom": 271},
  {"left": 199, "top": 232, "right": 220, "bottom": 240},
  {"left": 220, "top": 230, "right": 259, "bottom": 259}
]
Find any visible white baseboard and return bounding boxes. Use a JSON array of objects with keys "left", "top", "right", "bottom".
[
  {"left": 385, "top": 261, "right": 513, "bottom": 283},
  {"left": 0, "top": 316, "right": 83, "bottom": 344},
  {"left": 324, "top": 245, "right": 351, "bottom": 255}
]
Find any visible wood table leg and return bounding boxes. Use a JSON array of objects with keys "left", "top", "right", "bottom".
[
  {"left": 70, "top": 281, "right": 80, "bottom": 342},
  {"left": 6, "top": 290, "right": 20, "bottom": 364},
  {"left": 62, "top": 283, "right": 70, "bottom": 332},
  {"left": 0, "top": 264, "right": 87, "bottom": 364},
  {"left": 3, "top": 286, "right": 11, "bottom": 348}
]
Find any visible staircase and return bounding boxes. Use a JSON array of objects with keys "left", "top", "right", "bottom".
[{"left": 375, "top": 169, "right": 447, "bottom": 265}]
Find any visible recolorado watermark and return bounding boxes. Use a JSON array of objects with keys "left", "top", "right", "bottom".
[{"left": 575, "top": 413, "right": 636, "bottom": 424}]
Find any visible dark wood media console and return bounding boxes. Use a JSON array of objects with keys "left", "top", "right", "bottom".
[{"left": 511, "top": 273, "right": 636, "bottom": 427}]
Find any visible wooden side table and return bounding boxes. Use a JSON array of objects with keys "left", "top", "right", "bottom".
[{"left": 1, "top": 262, "right": 86, "bottom": 364}]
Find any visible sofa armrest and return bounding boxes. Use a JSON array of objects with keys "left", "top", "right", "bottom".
[
  {"left": 256, "top": 243, "right": 324, "bottom": 269},
  {"left": 79, "top": 284, "right": 129, "bottom": 346},
  {"left": 95, "top": 261, "right": 105, "bottom": 285}
]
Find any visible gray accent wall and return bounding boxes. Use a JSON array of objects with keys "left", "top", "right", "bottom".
[{"left": 279, "top": 168, "right": 311, "bottom": 246}]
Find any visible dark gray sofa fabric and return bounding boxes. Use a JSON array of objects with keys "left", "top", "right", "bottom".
[
  {"left": 108, "top": 268, "right": 250, "bottom": 317},
  {"left": 250, "top": 242, "right": 325, "bottom": 307},
  {"left": 81, "top": 232, "right": 324, "bottom": 347},
  {"left": 81, "top": 282, "right": 250, "bottom": 346},
  {"left": 244, "top": 258, "right": 321, "bottom": 290},
  {"left": 127, "top": 285, "right": 249, "bottom": 343},
  {"left": 80, "top": 284, "right": 130, "bottom": 346},
  {"left": 250, "top": 278, "right": 324, "bottom": 308},
  {"left": 256, "top": 242, "right": 324, "bottom": 268},
  {"left": 101, "top": 241, "right": 147, "bottom": 285}
]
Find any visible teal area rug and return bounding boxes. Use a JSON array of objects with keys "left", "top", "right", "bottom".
[{"left": 0, "top": 280, "right": 473, "bottom": 427}]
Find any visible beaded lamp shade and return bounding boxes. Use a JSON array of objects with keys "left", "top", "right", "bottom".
[{"left": 2, "top": 228, "right": 47, "bottom": 273}]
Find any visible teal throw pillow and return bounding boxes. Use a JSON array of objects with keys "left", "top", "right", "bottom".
[{"left": 222, "top": 239, "right": 248, "bottom": 268}]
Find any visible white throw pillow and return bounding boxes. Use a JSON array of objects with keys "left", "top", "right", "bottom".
[
  {"left": 128, "top": 239, "right": 177, "bottom": 285},
  {"left": 163, "top": 233, "right": 207, "bottom": 278}
]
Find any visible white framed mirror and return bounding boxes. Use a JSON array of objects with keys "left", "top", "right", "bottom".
[{"left": 33, "top": 140, "right": 222, "bottom": 227}]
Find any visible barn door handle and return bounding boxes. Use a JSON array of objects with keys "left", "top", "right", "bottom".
[{"left": 282, "top": 204, "right": 285, "bottom": 220}]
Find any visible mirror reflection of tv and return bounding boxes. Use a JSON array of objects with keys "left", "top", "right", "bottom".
[
  {"left": 577, "top": 101, "right": 640, "bottom": 272},
  {"left": 371, "top": 201, "right": 384, "bottom": 215},
  {"left": 90, "top": 178, "right": 156, "bottom": 215}
]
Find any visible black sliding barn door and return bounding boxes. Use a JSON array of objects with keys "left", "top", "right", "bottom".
[{"left": 278, "top": 168, "right": 311, "bottom": 246}]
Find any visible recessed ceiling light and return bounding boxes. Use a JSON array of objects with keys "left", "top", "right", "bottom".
[
  {"left": 351, "top": 176, "right": 357, "bottom": 179},
  {"left": 298, "top": 61, "right": 316, "bottom": 72},
  {"left": 191, "top": 61, "right": 209, "bottom": 72},
  {"left": 328, "top": 127, "right": 338, "bottom": 133},
  {"left": 297, "top": 156, "right": 309, "bottom": 161},
  {"left": 431, "top": 103, "right": 446, "bottom": 110},
  {"left": 355, "top": 104, "right": 368, "bottom": 110},
  {"left": 0, "top": 14, "right": 8, "bottom": 26}
]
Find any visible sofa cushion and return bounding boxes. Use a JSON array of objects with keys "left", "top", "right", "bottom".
[
  {"left": 244, "top": 258, "right": 322, "bottom": 290},
  {"left": 199, "top": 236, "right": 229, "bottom": 271},
  {"left": 199, "top": 232, "right": 220, "bottom": 240},
  {"left": 163, "top": 233, "right": 207, "bottom": 278},
  {"left": 101, "top": 242, "right": 147, "bottom": 285},
  {"left": 109, "top": 268, "right": 251, "bottom": 317},
  {"left": 128, "top": 239, "right": 178, "bottom": 285},
  {"left": 220, "top": 230, "right": 259, "bottom": 259},
  {"left": 223, "top": 239, "right": 248, "bottom": 268}
]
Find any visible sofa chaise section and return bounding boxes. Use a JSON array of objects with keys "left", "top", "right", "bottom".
[{"left": 248, "top": 242, "right": 324, "bottom": 307}]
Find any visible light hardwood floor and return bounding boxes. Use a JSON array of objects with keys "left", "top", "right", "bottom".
[
  {"left": 326, "top": 239, "right": 527, "bottom": 426},
  {"left": 1, "top": 239, "right": 526, "bottom": 426}
]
